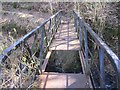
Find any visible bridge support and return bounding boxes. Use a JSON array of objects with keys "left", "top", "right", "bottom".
[{"left": 99, "top": 48, "right": 105, "bottom": 88}]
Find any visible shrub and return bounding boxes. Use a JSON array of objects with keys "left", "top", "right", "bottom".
[
  {"left": 12, "top": 2, "right": 19, "bottom": 9},
  {"left": 2, "top": 21, "right": 27, "bottom": 39}
]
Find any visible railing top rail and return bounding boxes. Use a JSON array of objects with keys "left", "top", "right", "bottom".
[
  {"left": 73, "top": 11, "right": 119, "bottom": 59},
  {"left": 0, "top": 10, "right": 62, "bottom": 62}
]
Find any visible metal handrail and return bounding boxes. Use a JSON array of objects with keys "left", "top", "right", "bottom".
[
  {"left": 0, "top": 10, "right": 62, "bottom": 62},
  {"left": 0, "top": 10, "right": 62, "bottom": 88},
  {"left": 73, "top": 11, "right": 120, "bottom": 89}
]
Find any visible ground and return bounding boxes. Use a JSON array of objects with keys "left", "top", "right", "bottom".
[{"left": 0, "top": 3, "right": 51, "bottom": 53}]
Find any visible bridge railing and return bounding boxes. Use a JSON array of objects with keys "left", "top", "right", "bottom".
[
  {"left": 0, "top": 10, "right": 62, "bottom": 88},
  {"left": 73, "top": 11, "right": 120, "bottom": 89}
]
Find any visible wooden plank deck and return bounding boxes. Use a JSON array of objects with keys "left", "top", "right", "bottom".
[
  {"left": 39, "top": 17, "right": 92, "bottom": 89},
  {"left": 49, "top": 19, "right": 80, "bottom": 50},
  {"left": 40, "top": 72, "right": 91, "bottom": 88}
]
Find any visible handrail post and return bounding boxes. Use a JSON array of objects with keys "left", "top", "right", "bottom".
[
  {"left": 84, "top": 26, "right": 88, "bottom": 64},
  {"left": 56, "top": 15, "right": 59, "bottom": 30},
  {"left": 59, "top": 12, "right": 62, "bottom": 25},
  {"left": 39, "top": 25, "right": 45, "bottom": 73},
  {"left": 118, "top": 74, "right": 120, "bottom": 89},
  {"left": 51, "top": 18, "right": 54, "bottom": 34},
  {"left": 73, "top": 15, "right": 75, "bottom": 27},
  {"left": 54, "top": 16, "right": 57, "bottom": 33},
  {"left": 44, "top": 28, "right": 48, "bottom": 51},
  {"left": 79, "top": 19, "right": 83, "bottom": 50},
  {"left": 31, "top": 33, "right": 38, "bottom": 55},
  {"left": 48, "top": 19, "right": 52, "bottom": 32},
  {"left": 75, "top": 17, "right": 78, "bottom": 32},
  {"left": 77, "top": 17, "right": 79, "bottom": 33},
  {"left": 73, "top": 14, "right": 77, "bottom": 31},
  {"left": 99, "top": 47, "right": 105, "bottom": 88}
]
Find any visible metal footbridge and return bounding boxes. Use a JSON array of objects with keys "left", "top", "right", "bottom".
[{"left": 0, "top": 10, "right": 120, "bottom": 89}]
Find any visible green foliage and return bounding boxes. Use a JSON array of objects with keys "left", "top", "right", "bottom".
[
  {"left": 0, "top": 22, "right": 27, "bottom": 54},
  {"left": 104, "top": 24, "right": 118, "bottom": 39},
  {"left": 12, "top": 2, "right": 19, "bottom": 9},
  {"left": 2, "top": 22, "right": 27, "bottom": 39},
  {"left": 103, "top": 23, "right": 118, "bottom": 53},
  {"left": 0, "top": 45, "right": 41, "bottom": 88},
  {"left": 20, "top": 5, "right": 33, "bottom": 10}
]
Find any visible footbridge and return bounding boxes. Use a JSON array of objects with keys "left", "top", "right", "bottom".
[{"left": 0, "top": 10, "right": 120, "bottom": 89}]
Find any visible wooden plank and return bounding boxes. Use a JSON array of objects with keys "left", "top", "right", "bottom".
[
  {"left": 40, "top": 17, "right": 93, "bottom": 89},
  {"left": 79, "top": 51, "right": 93, "bottom": 88},
  {"left": 49, "top": 21, "right": 80, "bottom": 50},
  {"left": 42, "top": 51, "right": 52, "bottom": 72},
  {"left": 40, "top": 72, "right": 91, "bottom": 88}
]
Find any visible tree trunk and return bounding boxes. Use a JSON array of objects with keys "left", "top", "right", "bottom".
[
  {"left": 74, "top": 0, "right": 77, "bottom": 11},
  {"left": 49, "top": 1, "right": 53, "bottom": 15}
]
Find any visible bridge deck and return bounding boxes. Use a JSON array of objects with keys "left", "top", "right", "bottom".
[
  {"left": 49, "top": 18, "right": 80, "bottom": 50},
  {"left": 40, "top": 72, "right": 91, "bottom": 88},
  {"left": 39, "top": 17, "right": 92, "bottom": 89}
]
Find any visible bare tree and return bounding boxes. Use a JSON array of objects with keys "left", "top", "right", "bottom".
[{"left": 49, "top": 1, "right": 53, "bottom": 15}]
